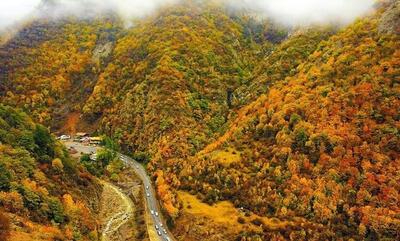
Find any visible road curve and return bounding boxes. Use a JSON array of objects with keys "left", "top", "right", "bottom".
[{"left": 64, "top": 141, "right": 174, "bottom": 241}]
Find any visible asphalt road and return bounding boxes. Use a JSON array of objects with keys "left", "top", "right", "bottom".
[{"left": 64, "top": 141, "right": 173, "bottom": 241}]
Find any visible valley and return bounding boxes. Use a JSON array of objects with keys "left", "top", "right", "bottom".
[
  {"left": 65, "top": 141, "right": 173, "bottom": 241},
  {"left": 0, "top": 0, "right": 399, "bottom": 241}
]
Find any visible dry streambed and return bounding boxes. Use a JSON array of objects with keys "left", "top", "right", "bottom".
[
  {"left": 100, "top": 181, "right": 134, "bottom": 241},
  {"left": 99, "top": 171, "right": 149, "bottom": 241}
]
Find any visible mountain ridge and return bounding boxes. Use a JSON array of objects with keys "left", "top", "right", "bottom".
[{"left": 0, "top": 1, "right": 399, "bottom": 240}]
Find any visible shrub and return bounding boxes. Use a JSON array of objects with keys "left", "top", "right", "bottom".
[
  {"left": 0, "top": 211, "right": 10, "bottom": 241},
  {"left": 81, "top": 160, "right": 102, "bottom": 177},
  {"left": 106, "top": 158, "right": 123, "bottom": 175},
  {"left": 47, "top": 198, "right": 65, "bottom": 224},
  {"left": 132, "top": 152, "right": 151, "bottom": 164},
  {"left": 0, "top": 164, "right": 11, "bottom": 192},
  {"left": 110, "top": 173, "right": 119, "bottom": 182},
  {"left": 102, "top": 136, "right": 120, "bottom": 151},
  {"left": 289, "top": 113, "right": 301, "bottom": 130},
  {"left": 292, "top": 128, "right": 309, "bottom": 153},
  {"left": 20, "top": 187, "right": 41, "bottom": 211},
  {"left": 33, "top": 125, "right": 55, "bottom": 163},
  {"left": 97, "top": 149, "right": 115, "bottom": 167},
  {"left": 52, "top": 158, "right": 64, "bottom": 172},
  {"left": 237, "top": 217, "right": 246, "bottom": 224},
  {"left": 80, "top": 154, "right": 91, "bottom": 163},
  {"left": 0, "top": 191, "right": 24, "bottom": 213}
]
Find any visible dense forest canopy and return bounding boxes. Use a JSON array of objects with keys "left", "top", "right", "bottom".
[
  {"left": 0, "top": 0, "right": 399, "bottom": 240},
  {"left": 0, "top": 104, "right": 100, "bottom": 240}
]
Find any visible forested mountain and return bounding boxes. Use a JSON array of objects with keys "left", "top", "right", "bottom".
[
  {"left": 0, "top": 105, "right": 100, "bottom": 240},
  {"left": 0, "top": 0, "right": 399, "bottom": 240},
  {"left": 177, "top": 9, "right": 400, "bottom": 240},
  {"left": 83, "top": 3, "right": 277, "bottom": 154},
  {"left": 0, "top": 17, "right": 123, "bottom": 127}
]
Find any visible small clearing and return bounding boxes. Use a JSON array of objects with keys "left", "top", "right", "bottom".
[{"left": 210, "top": 148, "right": 241, "bottom": 167}]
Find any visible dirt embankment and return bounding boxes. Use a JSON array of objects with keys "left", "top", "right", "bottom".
[{"left": 99, "top": 169, "right": 149, "bottom": 241}]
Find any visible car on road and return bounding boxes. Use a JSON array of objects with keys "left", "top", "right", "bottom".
[
  {"left": 66, "top": 141, "right": 174, "bottom": 241},
  {"left": 80, "top": 137, "right": 90, "bottom": 143},
  {"left": 58, "top": 135, "right": 71, "bottom": 140}
]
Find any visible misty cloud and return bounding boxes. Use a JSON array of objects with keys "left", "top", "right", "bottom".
[
  {"left": 0, "top": 0, "right": 181, "bottom": 30},
  {"left": 0, "top": 0, "right": 375, "bottom": 31},
  {"left": 229, "top": 0, "right": 375, "bottom": 26},
  {"left": 37, "top": 0, "right": 180, "bottom": 19},
  {"left": 0, "top": 1, "right": 41, "bottom": 30}
]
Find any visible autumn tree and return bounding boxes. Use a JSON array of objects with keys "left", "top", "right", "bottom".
[{"left": 0, "top": 211, "right": 10, "bottom": 241}]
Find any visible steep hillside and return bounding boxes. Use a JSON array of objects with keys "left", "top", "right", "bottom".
[
  {"left": 0, "top": 105, "right": 101, "bottom": 240},
  {"left": 0, "top": 17, "right": 122, "bottom": 128},
  {"left": 0, "top": 0, "right": 287, "bottom": 224},
  {"left": 0, "top": 1, "right": 399, "bottom": 241},
  {"left": 78, "top": 4, "right": 283, "bottom": 220},
  {"left": 84, "top": 3, "right": 276, "bottom": 156},
  {"left": 0, "top": 1, "right": 285, "bottom": 148},
  {"left": 233, "top": 27, "right": 334, "bottom": 106},
  {"left": 174, "top": 9, "right": 400, "bottom": 241}
]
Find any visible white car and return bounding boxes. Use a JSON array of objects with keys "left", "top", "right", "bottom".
[
  {"left": 59, "top": 135, "right": 71, "bottom": 140},
  {"left": 155, "top": 225, "right": 159, "bottom": 230},
  {"left": 146, "top": 186, "right": 149, "bottom": 190},
  {"left": 146, "top": 192, "right": 150, "bottom": 197},
  {"left": 80, "top": 137, "right": 90, "bottom": 143},
  {"left": 157, "top": 230, "right": 162, "bottom": 236},
  {"left": 150, "top": 210, "right": 154, "bottom": 215},
  {"left": 163, "top": 228, "right": 167, "bottom": 234},
  {"left": 155, "top": 212, "right": 159, "bottom": 217}
]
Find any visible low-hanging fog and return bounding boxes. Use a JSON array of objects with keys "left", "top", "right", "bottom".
[
  {"left": 0, "top": 0, "right": 375, "bottom": 31},
  {"left": 0, "top": 1, "right": 41, "bottom": 30},
  {"left": 229, "top": 0, "right": 375, "bottom": 26}
]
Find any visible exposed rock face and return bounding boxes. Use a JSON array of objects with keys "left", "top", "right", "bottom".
[
  {"left": 92, "top": 42, "right": 113, "bottom": 64},
  {"left": 379, "top": 0, "right": 400, "bottom": 34}
]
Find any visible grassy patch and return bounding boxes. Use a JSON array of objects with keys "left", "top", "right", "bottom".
[
  {"left": 209, "top": 148, "right": 241, "bottom": 167},
  {"left": 178, "top": 191, "right": 294, "bottom": 233},
  {"left": 178, "top": 191, "right": 244, "bottom": 230}
]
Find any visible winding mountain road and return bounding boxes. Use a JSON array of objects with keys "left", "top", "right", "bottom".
[{"left": 64, "top": 141, "right": 174, "bottom": 241}]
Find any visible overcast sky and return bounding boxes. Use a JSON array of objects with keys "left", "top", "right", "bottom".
[
  {"left": 0, "top": 0, "right": 375, "bottom": 30},
  {"left": 0, "top": 1, "right": 41, "bottom": 29}
]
